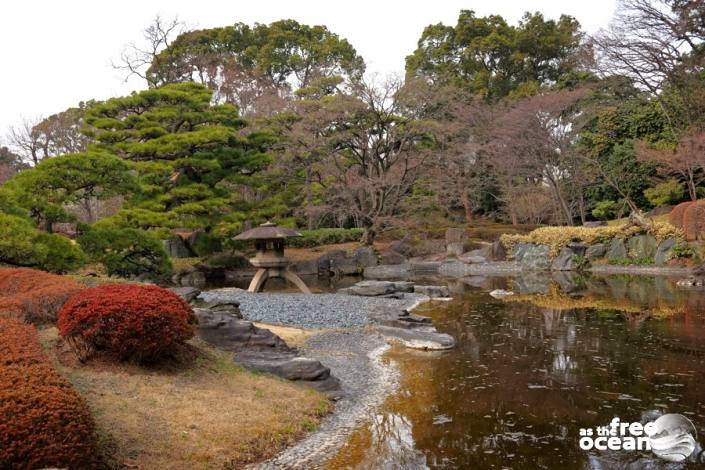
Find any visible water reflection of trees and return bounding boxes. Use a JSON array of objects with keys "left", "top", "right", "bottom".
[
  {"left": 400, "top": 281, "right": 705, "bottom": 468},
  {"left": 350, "top": 413, "right": 429, "bottom": 470}
]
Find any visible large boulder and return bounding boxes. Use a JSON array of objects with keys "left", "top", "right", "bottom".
[
  {"left": 458, "top": 250, "right": 487, "bottom": 264},
  {"left": 627, "top": 234, "right": 658, "bottom": 259},
  {"left": 379, "top": 250, "right": 407, "bottom": 265},
  {"left": 551, "top": 243, "right": 587, "bottom": 271},
  {"left": 655, "top": 238, "right": 678, "bottom": 265},
  {"left": 163, "top": 237, "right": 192, "bottom": 258},
  {"left": 458, "top": 241, "right": 501, "bottom": 264},
  {"left": 199, "top": 299, "right": 242, "bottom": 318},
  {"left": 585, "top": 243, "right": 607, "bottom": 260},
  {"left": 291, "top": 259, "right": 319, "bottom": 275},
  {"left": 339, "top": 280, "right": 414, "bottom": 296},
  {"left": 194, "top": 308, "right": 341, "bottom": 394},
  {"left": 513, "top": 243, "right": 550, "bottom": 270},
  {"left": 489, "top": 240, "right": 507, "bottom": 261},
  {"left": 413, "top": 285, "right": 450, "bottom": 298},
  {"left": 389, "top": 237, "right": 414, "bottom": 257},
  {"left": 318, "top": 246, "right": 378, "bottom": 276},
  {"left": 168, "top": 286, "right": 202, "bottom": 303},
  {"left": 376, "top": 325, "right": 455, "bottom": 350},
  {"left": 606, "top": 238, "right": 627, "bottom": 261},
  {"left": 173, "top": 268, "right": 207, "bottom": 288}
]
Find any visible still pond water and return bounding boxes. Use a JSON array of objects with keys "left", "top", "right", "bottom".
[{"left": 326, "top": 274, "right": 705, "bottom": 469}]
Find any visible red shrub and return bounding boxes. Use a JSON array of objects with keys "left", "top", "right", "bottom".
[
  {"left": 682, "top": 201, "right": 705, "bottom": 241},
  {"left": 0, "top": 318, "right": 98, "bottom": 469},
  {"left": 58, "top": 284, "right": 197, "bottom": 363},
  {"left": 668, "top": 201, "right": 692, "bottom": 229},
  {"left": 0, "top": 268, "right": 85, "bottom": 324}
]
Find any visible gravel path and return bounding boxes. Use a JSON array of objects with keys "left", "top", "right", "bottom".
[
  {"left": 199, "top": 288, "right": 427, "bottom": 469},
  {"left": 199, "top": 289, "right": 424, "bottom": 329},
  {"left": 253, "top": 331, "right": 398, "bottom": 469}
]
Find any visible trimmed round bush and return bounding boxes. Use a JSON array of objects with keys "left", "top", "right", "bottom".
[
  {"left": 0, "top": 212, "right": 85, "bottom": 273},
  {"left": 58, "top": 284, "right": 196, "bottom": 363},
  {"left": 78, "top": 227, "right": 172, "bottom": 279},
  {"left": 0, "top": 318, "right": 98, "bottom": 469},
  {"left": 0, "top": 268, "right": 85, "bottom": 324}
]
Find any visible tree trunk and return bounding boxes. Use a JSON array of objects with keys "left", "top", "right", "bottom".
[
  {"left": 461, "top": 188, "right": 473, "bottom": 225},
  {"left": 305, "top": 168, "right": 314, "bottom": 229},
  {"left": 360, "top": 226, "right": 376, "bottom": 246},
  {"left": 687, "top": 169, "right": 697, "bottom": 201},
  {"left": 548, "top": 179, "right": 573, "bottom": 226}
]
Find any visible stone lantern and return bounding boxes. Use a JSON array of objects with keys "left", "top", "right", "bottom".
[{"left": 233, "top": 222, "right": 311, "bottom": 293}]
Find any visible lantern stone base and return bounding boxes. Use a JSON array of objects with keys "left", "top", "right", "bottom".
[{"left": 247, "top": 267, "right": 312, "bottom": 294}]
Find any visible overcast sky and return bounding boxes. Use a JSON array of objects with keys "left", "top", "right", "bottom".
[{"left": 0, "top": 0, "right": 617, "bottom": 139}]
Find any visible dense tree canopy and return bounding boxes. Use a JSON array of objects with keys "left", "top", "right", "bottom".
[
  {"left": 142, "top": 20, "right": 365, "bottom": 116},
  {"left": 83, "top": 82, "right": 274, "bottom": 233},
  {"left": 406, "top": 10, "right": 583, "bottom": 100}
]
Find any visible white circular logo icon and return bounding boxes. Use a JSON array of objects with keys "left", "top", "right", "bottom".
[{"left": 646, "top": 413, "right": 698, "bottom": 462}]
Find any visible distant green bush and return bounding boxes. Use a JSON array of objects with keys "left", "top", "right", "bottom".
[
  {"left": 288, "top": 228, "right": 365, "bottom": 248},
  {"left": 644, "top": 179, "right": 685, "bottom": 207},
  {"left": 191, "top": 232, "right": 223, "bottom": 257},
  {"left": 78, "top": 227, "right": 172, "bottom": 278},
  {"left": 592, "top": 200, "right": 618, "bottom": 220},
  {"left": 203, "top": 252, "right": 251, "bottom": 269},
  {"left": 0, "top": 212, "right": 85, "bottom": 273}
]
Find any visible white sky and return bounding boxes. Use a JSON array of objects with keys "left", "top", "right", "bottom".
[{"left": 0, "top": 0, "right": 617, "bottom": 138}]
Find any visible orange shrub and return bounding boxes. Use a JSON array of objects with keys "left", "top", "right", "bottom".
[
  {"left": 667, "top": 201, "right": 705, "bottom": 241},
  {"left": 668, "top": 201, "right": 692, "bottom": 228},
  {"left": 682, "top": 202, "right": 705, "bottom": 241},
  {"left": 0, "top": 268, "right": 85, "bottom": 324},
  {"left": 0, "top": 318, "right": 98, "bottom": 469},
  {"left": 59, "top": 284, "right": 197, "bottom": 363}
]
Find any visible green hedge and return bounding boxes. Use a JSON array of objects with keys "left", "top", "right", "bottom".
[{"left": 288, "top": 228, "right": 364, "bottom": 248}]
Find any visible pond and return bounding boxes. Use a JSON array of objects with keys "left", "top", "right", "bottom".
[{"left": 326, "top": 274, "right": 705, "bottom": 469}]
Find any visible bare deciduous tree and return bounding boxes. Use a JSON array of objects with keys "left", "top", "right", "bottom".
[
  {"left": 592, "top": 0, "right": 705, "bottom": 132},
  {"left": 637, "top": 126, "right": 705, "bottom": 200},
  {"left": 490, "top": 89, "right": 589, "bottom": 225},
  {"left": 6, "top": 107, "right": 89, "bottom": 166},
  {"left": 114, "top": 15, "right": 185, "bottom": 87},
  {"left": 277, "top": 76, "right": 443, "bottom": 243}
]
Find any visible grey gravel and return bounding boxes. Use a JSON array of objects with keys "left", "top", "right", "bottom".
[
  {"left": 199, "top": 289, "right": 424, "bottom": 329},
  {"left": 252, "top": 331, "right": 399, "bottom": 469}
]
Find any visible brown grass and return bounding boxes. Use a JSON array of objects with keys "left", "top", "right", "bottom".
[
  {"left": 253, "top": 323, "right": 319, "bottom": 348},
  {"left": 38, "top": 327, "right": 331, "bottom": 470}
]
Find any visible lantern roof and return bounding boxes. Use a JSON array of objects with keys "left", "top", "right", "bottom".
[{"left": 233, "top": 221, "right": 302, "bottom": 240}]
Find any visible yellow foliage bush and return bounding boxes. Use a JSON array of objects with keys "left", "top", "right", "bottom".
[{"left": 500, "top": 222, "right": 684, "bottom": 257}]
